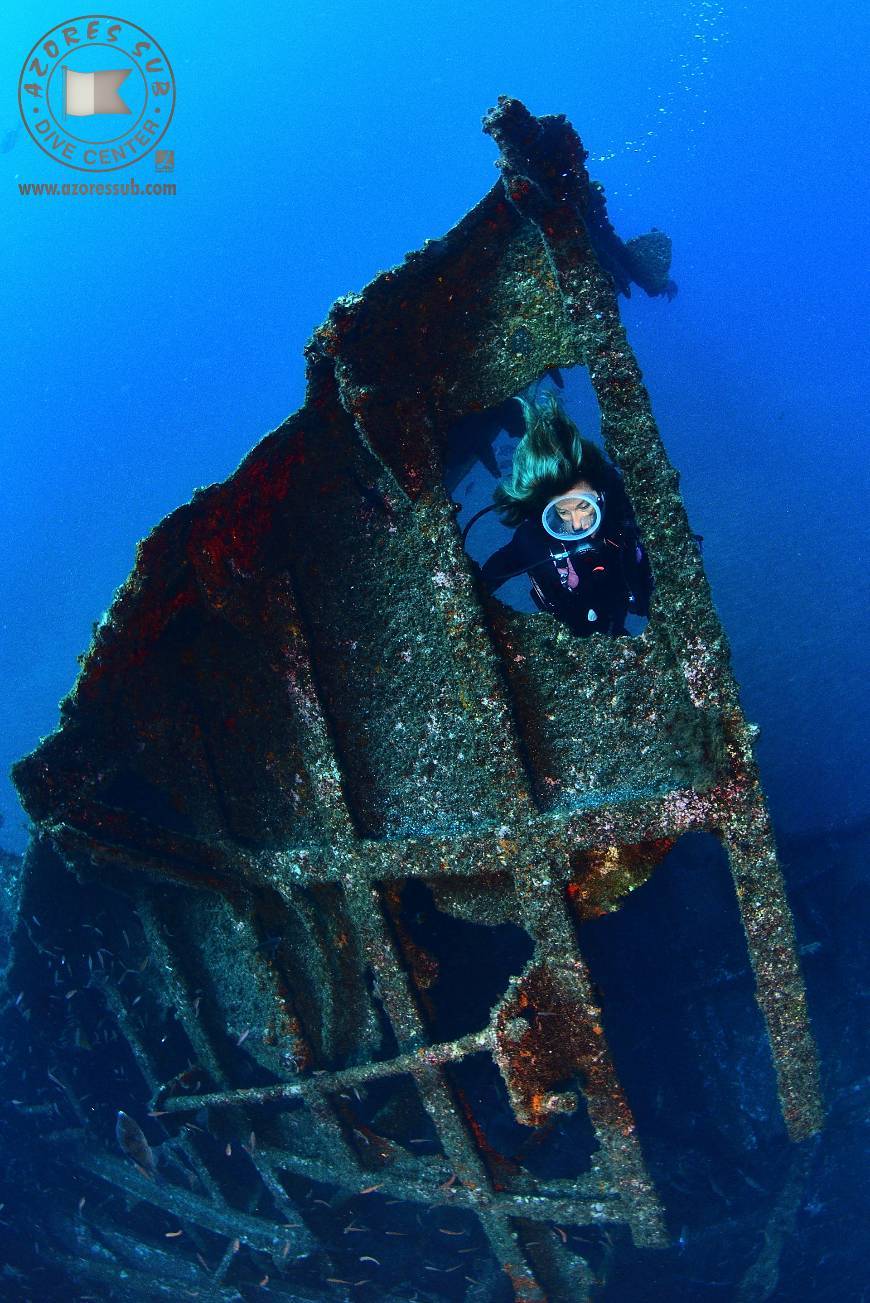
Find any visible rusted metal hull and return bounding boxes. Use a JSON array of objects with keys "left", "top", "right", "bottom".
[{"left": 8, "top": 98, "right": 821, "bottom": 1300}]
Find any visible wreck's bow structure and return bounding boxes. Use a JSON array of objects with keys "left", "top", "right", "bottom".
[{"left": 9, "top": 98, "right": 821, "bottom": 1301}]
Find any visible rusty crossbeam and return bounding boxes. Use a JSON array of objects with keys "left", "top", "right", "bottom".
[{"left": 155, "top": 1028, "right": 494, "bottom": 1112}]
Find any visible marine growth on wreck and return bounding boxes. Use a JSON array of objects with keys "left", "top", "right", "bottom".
[{"left": 4, "top": 97, "right": 821, "bottom": 1302}]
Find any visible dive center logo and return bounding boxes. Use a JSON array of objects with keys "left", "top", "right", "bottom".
[{"left": 18, "top": 16, "right": 175, "bottom": 173}]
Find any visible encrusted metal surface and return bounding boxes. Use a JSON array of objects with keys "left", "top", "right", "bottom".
[{"left": 9, "top": 98, "right": 822, "bottom": 1300}]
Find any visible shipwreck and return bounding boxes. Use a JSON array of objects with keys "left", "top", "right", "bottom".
[{"left": 6, "top": 98, "right": 821, "bottom": 1301}]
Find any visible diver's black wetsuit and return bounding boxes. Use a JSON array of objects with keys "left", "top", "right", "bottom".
[{"left": 480, "top": 514, "right": 652, "bottom": 637}]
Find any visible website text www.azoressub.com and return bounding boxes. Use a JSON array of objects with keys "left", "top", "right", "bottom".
[{"left": 18, "top": 178, "right": 176, "bottom": 197}]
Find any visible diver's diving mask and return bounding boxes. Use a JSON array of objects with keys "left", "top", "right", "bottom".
[{"left": 541, "top": 490, "right": 602, "bottom": 542}]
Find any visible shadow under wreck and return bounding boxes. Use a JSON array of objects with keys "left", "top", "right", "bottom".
[{"left": 7, "top": 97, "right": 822, "bottom": 1302}]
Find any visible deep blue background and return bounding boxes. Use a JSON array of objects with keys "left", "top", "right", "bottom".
[{"left": 1, "top": 0, "right": 867, "bottom": 853}]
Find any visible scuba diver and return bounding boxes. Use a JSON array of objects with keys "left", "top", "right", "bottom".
[{"left": 473, "top": 395, "right": 652, "bottom": 637}]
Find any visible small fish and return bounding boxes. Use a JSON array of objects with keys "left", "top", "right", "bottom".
[{"left": 115, "top": 1110, "right": 156, "bottom": 1178}]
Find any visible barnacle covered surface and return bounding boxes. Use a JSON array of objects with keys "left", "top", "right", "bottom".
[{"left": 6, "top": 99, "right": 821, "bottom": 1301}]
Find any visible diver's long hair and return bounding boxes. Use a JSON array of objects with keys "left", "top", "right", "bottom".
[{"left": 493, "top": 393, "right": 614, "bottom": 527}]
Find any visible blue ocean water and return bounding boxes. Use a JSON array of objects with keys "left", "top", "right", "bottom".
[{"left": 0, "top": 2, "right": 867, "bottom": 1299}]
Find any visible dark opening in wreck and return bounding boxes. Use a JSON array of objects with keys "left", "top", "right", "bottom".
[{"left": 6, "top": 97, "right": 821, "bottom": 1302}]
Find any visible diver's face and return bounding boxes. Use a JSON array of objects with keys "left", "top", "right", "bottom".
[{"left": 557, "top": 481, "right": 599, "bottom": 533}]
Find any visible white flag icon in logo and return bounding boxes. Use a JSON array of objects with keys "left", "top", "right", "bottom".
[{"left": 63, "top": 68, "right": 132, "bottom": 117}]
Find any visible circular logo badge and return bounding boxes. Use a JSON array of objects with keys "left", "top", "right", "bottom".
[{"left": 18, "top": 16, "right": 175, "bottom": 173}]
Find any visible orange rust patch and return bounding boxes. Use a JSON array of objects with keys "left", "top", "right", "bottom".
[
  {"left": 495, "top": 963, "right": 634, "bottom": 1134},
  {"left": 567, "top": 837, "right": 675, "bottom": 919}
]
